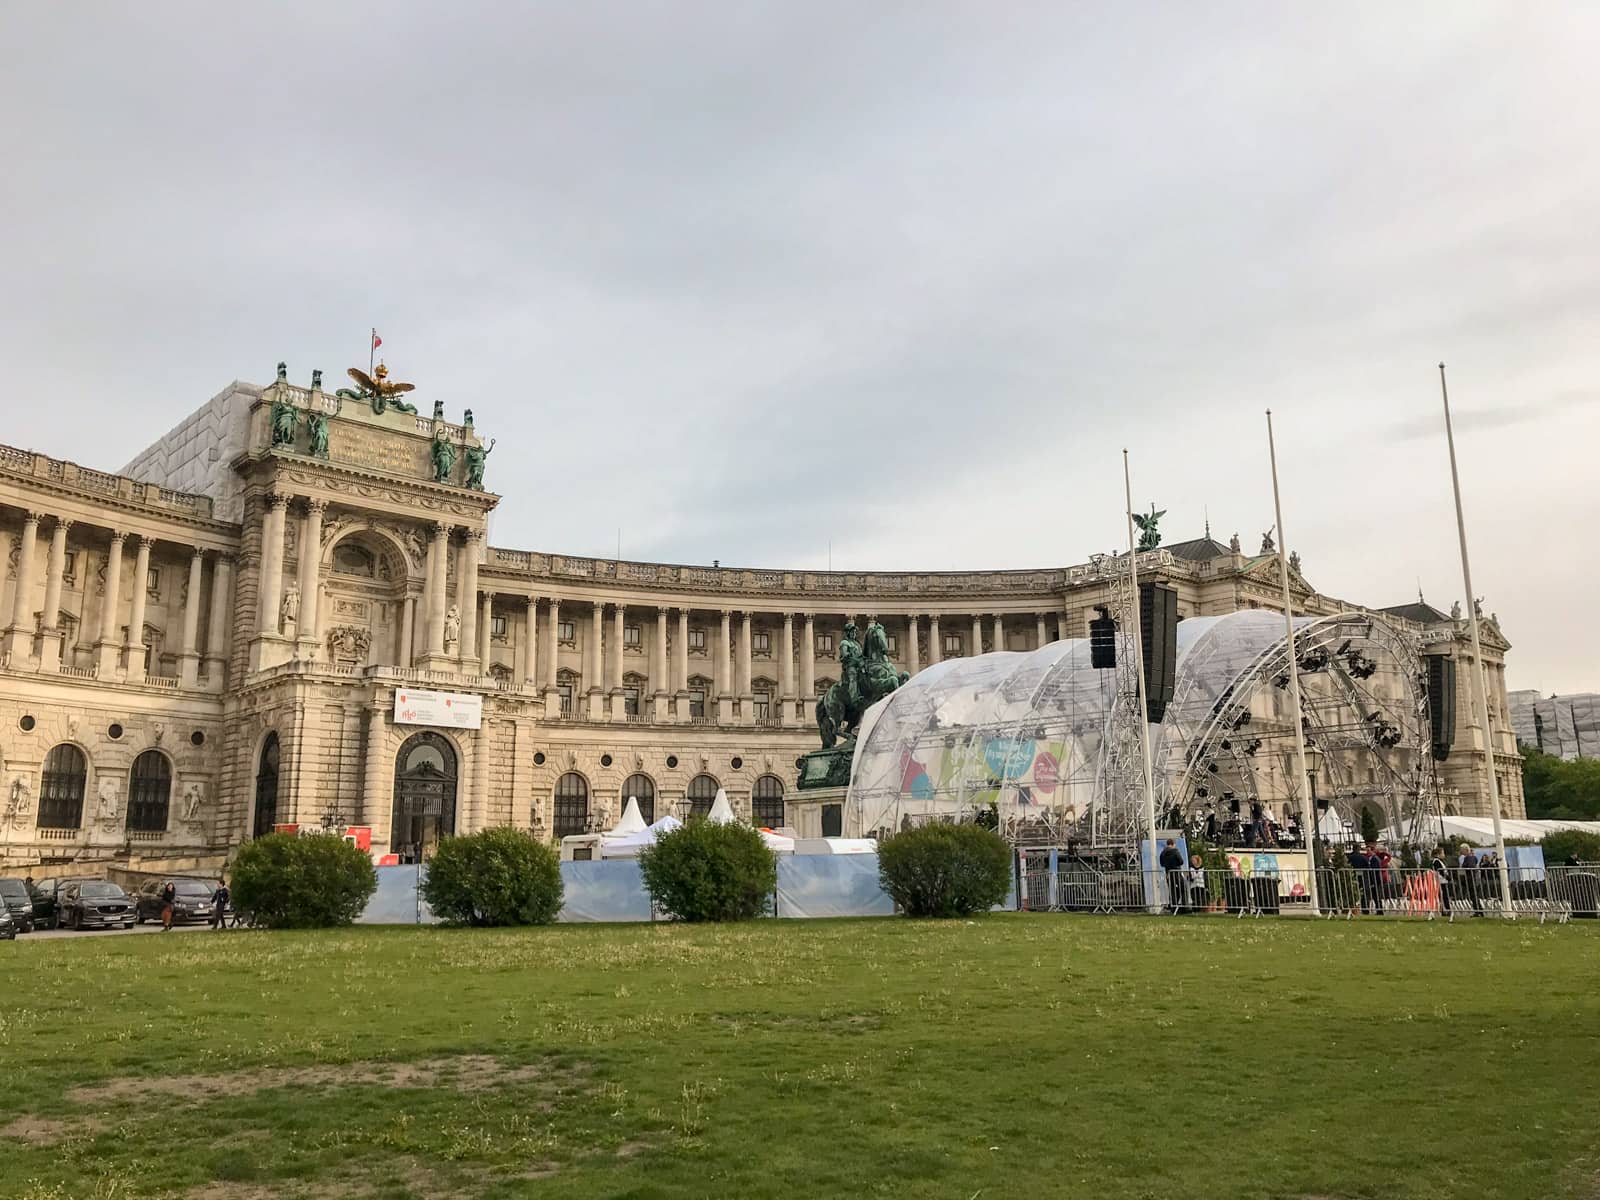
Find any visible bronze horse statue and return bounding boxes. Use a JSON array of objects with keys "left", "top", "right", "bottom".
[{"left": 816, "top": 620, "right": 905, "bottom": 749}]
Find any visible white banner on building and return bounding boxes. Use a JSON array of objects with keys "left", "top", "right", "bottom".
[{"left": 393, "top": 688, "right": 483, "bottom": 730}]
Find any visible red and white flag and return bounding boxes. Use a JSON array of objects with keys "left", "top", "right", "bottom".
[{"left": 371, "top": 330, "right": 383, "bottom": 350}]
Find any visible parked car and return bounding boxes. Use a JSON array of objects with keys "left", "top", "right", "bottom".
[
  {"left": 0, "top": 903, "right": 14, "bottom": 940},
  {"left": 134, "top": 878, "right": 216, "bottom": 925},
  {"left": 0, "top": 879, "right": 36, "bottom": 933},
  {"left": 55, "top": 881, "right": 136, "bottom": 931},
  {"left": 28, "top": 877, "right": 75, "bottom": 929}
]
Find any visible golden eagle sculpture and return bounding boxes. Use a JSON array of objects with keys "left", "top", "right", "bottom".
[{"left": 336, "top": 362, "right": 418, "bottom": 415}]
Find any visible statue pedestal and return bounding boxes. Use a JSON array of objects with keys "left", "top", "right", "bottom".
[
  {"left": 784, "top": 784, "right": 854, "bottom": 839},
  {"left": 797, "top": 745, "right": 853, "bottom": 792}
]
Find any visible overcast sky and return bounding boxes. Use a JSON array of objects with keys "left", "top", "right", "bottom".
[{"left": 2, "top": 4, "right": 1596, "bottom": 692}]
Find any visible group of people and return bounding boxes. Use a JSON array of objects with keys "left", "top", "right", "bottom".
[
  {"left": 1187, "top": 804, "right": 1303, "bottom": 851},
  {"left": 1343, "top": 841, "right": 1502, "bottom": 916}
]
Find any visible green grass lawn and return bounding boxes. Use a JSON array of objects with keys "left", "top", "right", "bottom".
[{"left": 2, "top": 915, "right": 1597, "bottom": 1200}]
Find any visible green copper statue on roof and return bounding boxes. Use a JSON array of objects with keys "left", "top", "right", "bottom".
[{"left": 1132, "top": 503, "right": 1166, "bottom": 552}]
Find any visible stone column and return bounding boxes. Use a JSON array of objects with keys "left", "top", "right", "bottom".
[
  {"left": 971, "top": 615, "right": 983, "bottom": 658},
  {"left": 716, "top": 610, "right": 734, "bottom": 724},
  {"left": 544, "top": 599, "right": 561, "bottom": 710},
  {"left": 653, "top": 607, "right": 670, "bottom": 720},
  {"left": 363, "top": 705, "right": 391, "bottom": 854},
  {"left": 296, "top": 500, "right": 325, "bottom": 654},
  {"left": 737, "top": 611, "right": 754, "bottom": 724},
  {"left": 588, "top": 601, "right": 605, "bottom": 719},
  {"left": 522, "top": 596, "right": 539, "bottom": 684},
  {"left": 780, "top": 613, "right": 796, "bottom": 724},
  {"left": 203, "top": 552, "right": 232, "bottom": 689},
  {"left": 95, "top": 531, "right": 127, "bottom": 675},
  {"left": 397, "top": 595, "right": 415, "bottom": 668},
  {"left": 928, "top": 615, "right": 941, "bottom": 665},
  {"left": 479, "top": 593, "right": 493, "bottom": 677},
  {"left": 424, "top": 523, "right": 449, "bottom": 661},
  {"left": 38, "top": 518, "right": 72, "bottom": 670},
  {"left": 457, "top": 530, "right": 481, "bottom": 670},
  {"left": 1036, "top": 613, "right": 1049, "bottom": 649},
  {"left": 5, "top": 512, "right": 41, "bottom": 659},
  {"left": 608, "top": 603, "right": 627, "bottom": 719},
  {"left": 470, "top": 721, "right": 491, "bottom": 833},
  {"left": 801, "top": 614, "right": 816, "bottom": 699},
  {"left": 906, "top": 614, "right": 920, "bottom": 675},
  {"left": 675, "top": 608, "right": 691, "bottom": 723},
  {"left": 124, "top": 535, "right": 152, "bottom": 681},
  {"left": 993, "top": 614, "right": 1005, "bottom": 653},
  {"left": 178, "top": 548, "right": 205, "bottom": 687},
  {"left": 258, "top": 494, "right": 288, "bottom": 637}
]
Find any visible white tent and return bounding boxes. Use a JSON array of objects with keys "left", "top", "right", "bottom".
[
  {"left": 759, "top": 829, "right": 796, "bottom": 854},
  {"left": 600, "top": 814, "right": 683, "bottom": 858},
  {"left": 707, "top": 787, "right": 737, "bottom": 825},
  {"left": 794, "top": 837, "right": 878, "bottom": 855},
  {"left": 609, "top": 796, "right": 648, "bottom": 838},
  {"left": 1387, "top": 816, "right": 1600, "bottom": 846}
]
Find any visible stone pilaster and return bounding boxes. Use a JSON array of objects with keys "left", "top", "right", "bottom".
[
  {"left": 178, "top": 547, "right": 205, "bottom": 687},
  {"left": 587, "top": 601, "right": 606, "bottom": 720},
  {"left": 716, "top": 610, "right": 734, "bottom": 725},
  {"left": 296, "top": 499, "right": 325, "bottom": 656},
  {"left": 4, "top": 512, "right": 41, "bottom": 660},
  {"left": 780, "top": 613, "right": 796, "bottom": 725},
  {"left": 37, "top": 518, "right": 71, "bottom": 671},
  {"left": 544, "top": 598, "right": 561, "bottom": 712},
  {"left": 737, "top": 611, "right": 754, "bottom": 725},
  {"left": 928, "top": 614, "right": 941, "bottom": 665},
  {"left": 124, "top": 535, "right": 152, "bottom": 682},
  {"left": 675, "top": 608, "right": 691, "bottom": 723},
  {"left": 95, "top": 531, "right": 126, "bottom": 675},
  {"left": 653, "top": 607, "right": 670, "bottom": 721},
  {"left": 204, "top": 552, "right": 232, "bottom": 690}
]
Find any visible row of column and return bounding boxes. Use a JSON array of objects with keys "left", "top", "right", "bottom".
[{"left": 2, "top": 511, "right": 231, "bottom": 687}]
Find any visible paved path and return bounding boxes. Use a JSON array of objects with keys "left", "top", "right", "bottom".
[{"left": 23, "top": 921, "right": 218, "bottom": 941}]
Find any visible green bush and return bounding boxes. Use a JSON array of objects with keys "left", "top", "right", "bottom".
[
  {"left": 230, "top": 833, "right": 377, "bottom": 929},
  {"left": 1541, "top": 829, "right": 1600, "bottom": 865},
  {"left": 638, "top": 820, "right": 777, "bottom": 922},
  {"left": 877, "top": 822, "right": 1013, "bottom": 918},
  {"left": 421, "top": 827, "right": 564, "bottom": 926}
]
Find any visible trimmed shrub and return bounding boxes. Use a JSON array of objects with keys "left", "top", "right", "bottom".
[
  {"left": 638, "top": 820, "right": 777, "bottom": 922},
  {"left": 1541, "top": 829, "right": 1600, "bottom": 865},
  {"left": 877, "top": 822, "right": 1012, "bottom": 918},
  {"left": 230, "top": 833, "right": 377, "bottom": 929},
  {"left": 421, "top": 827, "right": 564, "bottom": 926}
]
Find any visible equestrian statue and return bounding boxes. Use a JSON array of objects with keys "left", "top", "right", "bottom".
[{"left": 815, "top": 619, "right": 906, "bottom": 749}]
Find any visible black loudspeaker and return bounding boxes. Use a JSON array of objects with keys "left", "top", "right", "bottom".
[
  {"left": 1427, "top": 655, "right": 1457, "bottom": 760},
  {"left": 1089, "top": 606, "right": 1117, "bottom": 669},
  {"left": 1139, "top": 582, "right": 1179, "bottom": 723}
]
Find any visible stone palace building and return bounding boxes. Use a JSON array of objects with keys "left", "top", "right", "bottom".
[{"left": 0, "top": 366, "right": 1525, "bottom": 873}]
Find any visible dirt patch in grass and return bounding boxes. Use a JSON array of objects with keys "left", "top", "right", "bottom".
[
  {"left": 0, "top": 1114, "right": 104, "bottom": 1145},
  {"left": 68, "top": 1054, "right": 584, "bottom": 1106}
]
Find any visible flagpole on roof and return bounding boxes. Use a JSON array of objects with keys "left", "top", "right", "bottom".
[
  {"left": 1437, "top": 363, "right": 1512, "bottom": 915},
  {"left": 1122, "top": 450, "right": 1160, "bottom": 912},
  {"left": 369, "top": 328, "right": 377, "bottom": 377}
]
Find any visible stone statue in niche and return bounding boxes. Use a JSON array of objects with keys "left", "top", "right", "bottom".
[
  {"left": 270, "top": 397, "right": 298, "bottom": 447},
  {"left": 96, "top": 776, "right": 121, "bottom": 826},
  {"left": 181, "top": 781, "right": 205, "bottom": 823},
  {"left": 443, "top": 605, "right": 462, "bottom": 649},
  {"left": 281, "top": 583, "right": 301, "bottom": 632},
  {"left": 307, "top": 411, "right": 330, "bottom": 459},
  {"left": 7, "top": 776, "right": 31, "bottom": 818},
  {"left": 431, "top": 432, "right": 458, "bottom": 484}
]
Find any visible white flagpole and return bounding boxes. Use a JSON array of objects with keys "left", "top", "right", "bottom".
[
  {"left": 1438, "top": 363, "right": 1512, "bottom": 914},
  {"left": 1266, "top": 410, "right": 1321, "bottom": 915},
  {"left": 1123, "top": 451, "right": 1160, "bottom": 910},
  {"left": 369, "top": 328, "right": 377, "bottom": 377}
]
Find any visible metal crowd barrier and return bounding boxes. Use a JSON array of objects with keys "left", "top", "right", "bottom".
[{"left": 1016, "top": 853, "right": 1600, "bottom": 924}]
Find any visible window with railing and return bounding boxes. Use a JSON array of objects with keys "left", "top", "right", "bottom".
[
  {"left": 622, "top": 773, "right": 656, "bottom": 824},
  {"left": 125, "top": 750, "right": 171, "bottom": 833},
  {"left": 38, "top": 743, "right": 86, "bottom": 830},
  {"left": 753, "top": 690, "right": 772, "bottom": 722},
  {"left": 687, "top": 774, "right": 719, "bottom": 818},
  {"left": 688, "top": 677, "right": 709, "bottom": 719},
  {"left": 557, "top": 670, "right": 578, "bottom": 715},
  {"left": 553, "top": 772, "right": 589, "bottom": 838},
  {"left": 752, "top": 775, "right": 786, "bottom": 829}
]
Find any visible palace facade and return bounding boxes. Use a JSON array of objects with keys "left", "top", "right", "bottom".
[{"left": 0, "top": 368, "right": 1525, "bottom": 873}]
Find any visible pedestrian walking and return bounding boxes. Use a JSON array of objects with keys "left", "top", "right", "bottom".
[
  {"left": 210, "top": 880, "right": 230, "bottom": 930},
  {"left": 160, "top": 880, "right": 177, "bottom": 931},
  {"left": 1159, "top": 839, "right": 1186, "bottom": 913}
]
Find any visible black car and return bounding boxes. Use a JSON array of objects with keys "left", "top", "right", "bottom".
[
  {"left": 0, "top": 903, "right": 14, "bottom": 940},
  {"left": 0, "top": 879, "right": 35, "bottom": 933},
  {"left": 28, "top": 877, "right": 75, "bottom": 929},
  {"left": 55, "top": 881, "right": 136, "bottom": 931},
  {"left": 134, "top": 878, "right": 216, "bottom": 925}
]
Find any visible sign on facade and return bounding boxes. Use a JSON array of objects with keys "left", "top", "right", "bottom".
[{"left": 393, "top": 688, "right": 483, "bottom": 730}]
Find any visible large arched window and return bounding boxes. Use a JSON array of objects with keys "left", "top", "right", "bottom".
[
  {"left": 554, "top": 772, "right": 589, "bottom": 838},
  {"left": 752, "top": 775, "right": 786, "bottom": 829},
  {"left": 253, "top": 733, "right": 280, "bottom": 838},
  {"left": 126, "top": 750, "right": 172, "bottom": 832},
  {"left": 622, "top": 772, "right": 656, "bottom": 824},
  {"left": 38, "top": 743, "right": 87, "bottom": 830},
  {"left": 687, "top": 773, "right": 719, "bottom": 818}
]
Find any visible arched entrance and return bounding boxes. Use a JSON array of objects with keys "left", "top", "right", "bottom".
[
  {"left": 253, "top": 733, "right": 280, "bottom": 838},
  {"left": 391, "top": 732, "right": 458, "bottom": 863}
]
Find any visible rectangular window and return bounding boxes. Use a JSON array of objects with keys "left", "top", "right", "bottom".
[
  {"left": 689, "top": 688, "right": 706, "bottom": 719},
  {"left": 943, "top": 633, "right": 962, "bottom": 656},
  {"left": 885, "top": 633, "right": 898, "bottom": 655},
  {"left": 146, "top": 567, "right": 161, "bottom": 599},
  {"left": 491, "top": 614, "right": 508, "bottom": 639},
  {"left": 558, "top": 620, "right": 575, "bottom": 642},
  {"left": 558, "top": 683, "right": 573, "bottom": 714},
  {"left": 62, "top": 551, "right": 77, "bottom": 587},
  {"left": 688, "top": 628, "right": 707, "bottom": 650},
  {"left": 816, "top": 633, "right": 835, "bottom": 655},
  {"left": 753, "top": 690, "right": 772, "bottom": 721},
  {"left": 624, "top": 686, "right": 640, "bottom": 716},
  {"left": 753, "top": 631, "right": 771, "bottom": 653},
  {"left": 624, "top": 625, "right": 642, "bottom": 647}
]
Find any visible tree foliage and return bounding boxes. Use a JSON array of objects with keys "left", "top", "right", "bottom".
[
  {"left": 230, "top": 833, "right": 377, "bottom": 929},
  {"left": 1358, "top": 805, "right": 1381, "bottom": 845},
  {"left": 877, "top": 822, "right": 1013, "bottom": 918},
  {"left": 421, "top": 827, "right": 564, "bottom": 926},
  {"left": 1520, "top": 747, "right": 1600, "bottom": 820},
  {"left": 1540, "top": 829, "right": 1600, "bottom": 865},
  {"left": 638, "top": 820, "right": 778, "bottom": 922}
]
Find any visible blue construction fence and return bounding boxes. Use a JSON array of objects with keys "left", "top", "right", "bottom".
[{"left": 357, "top": 854, "right": 979, "bottom": 924}]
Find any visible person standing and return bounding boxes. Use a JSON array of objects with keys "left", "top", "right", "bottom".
[
  {"left": 210, "top": 880, "right": 230, "bottom": 930},
  {"left": 159, "top": 880, "right": 177, "bottom": 932},
  {"left": 1159, "top": 839, "right": 1186, "bottom": 914},
  {"left": 1185, "top": 853, "right": 1210, "bottom": 913},
  {"left": 1457, "top": 844, "right": 1483, "bottom": 916},
  {"left": 1429, "top": 846, "right": 1453, "bottom": 918}
]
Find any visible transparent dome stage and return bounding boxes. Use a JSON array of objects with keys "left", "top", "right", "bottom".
[{"left": 847, "top": 609, "right": 1442, "bottom": 847}]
